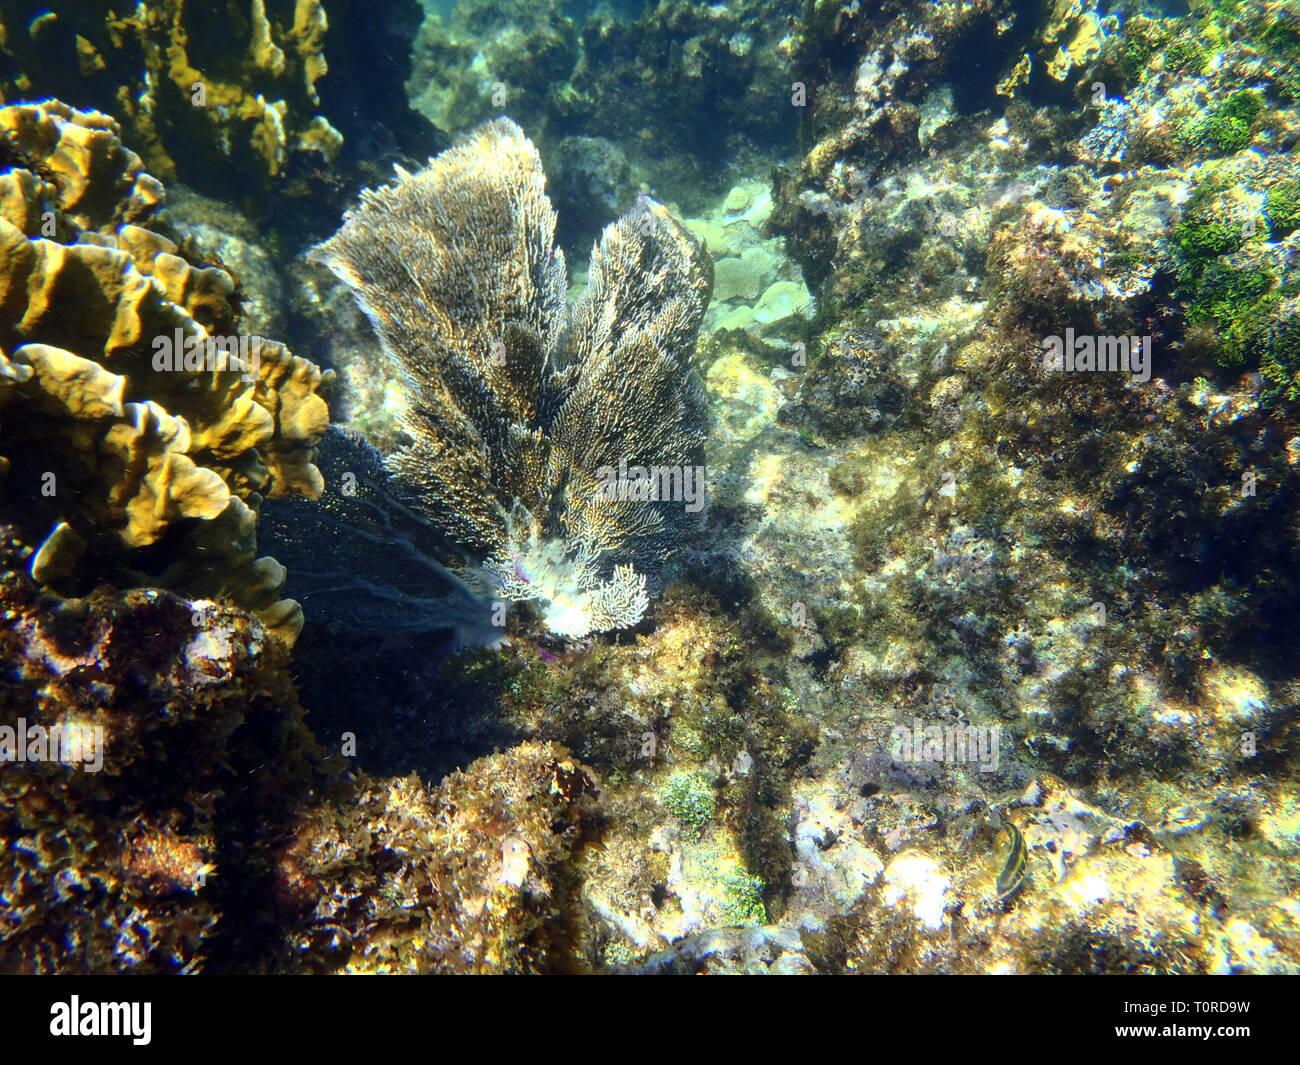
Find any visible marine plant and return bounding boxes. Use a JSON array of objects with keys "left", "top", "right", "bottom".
[
  {"left": 1265, "top": 180, "right": 1300, "bottom": 237},
  {"left": 1195, "top": 89, "right": 1265, "bottom": 155},
  {"left": 1166, "top": 170, "right": 1300, "bottom": 380},
  {"left": 661, "top": 768, "right": 716, "bottom": 830}
]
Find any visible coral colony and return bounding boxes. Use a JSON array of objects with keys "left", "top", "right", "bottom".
[
  {"left": 0, "top": 100, "right": 331, "bottom": 643},
  {"left": 2, "top": 0, "right": 1300, "bottom": 980},
  {"left": 310, "top": 119, "right": 711, "bottom": 638}
]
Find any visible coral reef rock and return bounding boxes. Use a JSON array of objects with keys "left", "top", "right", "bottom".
[
  {"left": 0, "top": 534, "right": 598, "bottom": 974},
  {"left": 407, "top": 0, "right": 795, "bottom": 212}
]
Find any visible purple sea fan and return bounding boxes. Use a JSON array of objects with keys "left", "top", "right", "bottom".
[{"left": 307, "top": 118, "right": 713, "bottom": 638}]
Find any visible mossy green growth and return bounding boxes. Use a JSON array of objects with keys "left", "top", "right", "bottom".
[
  {"left": 1256, "top": 295, "right": 1300, "bottom": 402},
  {"left": 719, "top": 868, "right": 768, "bottom": 926},
  {"left": 1275, "top": 70, "right": 1300, "bottom": 104},
  {"left": 1221, "top": 89, "right": 1266, "bottom": 124},
  {"left": 1206, "top": 116, "right": 1249, "bottom": 153},
  {"left": 1121, "top": 17, "right": 1210, "bottom": 81},
  {"left": 1171, "top": 199, "right": 1246, "bottom": 279},
  {"left": 1172, "top": 180, "right": 1262, "bottom": 296},
  {"left": 1171, "top": 176, "right": 1288, "bottom": 368},
  {"left": 798, "top": 425, "right": 822, "bottom": 448},
  {"left": 1207, "top": 90, "right": 1264, "bottom": 153},
  {"left": 1165, "top": 37, "right": 1211, "bottom": 75},
  {"left": 1188, "top": 261, "right": 1278, "bottom": 364},
  {"left": 1187, "top": 275, "right": 1299, "bottom": 385},
  {"left": 1242, "top": 3, "right": 1300, "bottom": 99},
  {"left": 1190, "top": 0, "right": 1243, "bottom": 26},
  {"left": 1188, "top": 260, "right": 1277, "bottom": 324},
  {"left": 1265, "top": 181, "right": 1300, "bottom": 238},
  {"left": 1187, "top": 0, "right": 1232, "bottom": 55},
  {"left": 1254, "top": 8, "right": 1300, "bottom": 58},
  {"left": 661, "top": 769, "right": 716, "bottom": 830},
  {"left": 1179, "top": 90, "right": 1266, "bottom": 156},
  {"left": 1121, "top": 16, "right": 1175, "bottom": 81},
  {"left": 1217, "top": 286, "right": 1280, "bottom": 364}
]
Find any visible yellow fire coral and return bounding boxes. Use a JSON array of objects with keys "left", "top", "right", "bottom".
[
  {"left": 1042, "top": 0, "right": 1105, "bottom": 83},
  {"left": 0, "top": 0, "right": 341, "bottom": 186},
  {"left": 0, "top": 99, "right": 331, "bottom": 642}
]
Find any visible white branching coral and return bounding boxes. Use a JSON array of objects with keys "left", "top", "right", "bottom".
[
  {"left": 310, "top": 118, "right": 711, "bottom": 637},
  {"left": 482, "top": 537, "right": 649, "bottom": 638}
]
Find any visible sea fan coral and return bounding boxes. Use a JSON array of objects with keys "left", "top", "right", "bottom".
[{"left": 309, "top": 118, "right": 712, "bottom": 638}]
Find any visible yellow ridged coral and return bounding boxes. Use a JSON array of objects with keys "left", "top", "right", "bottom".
[
  {"left": 0, "top": 99, "right": 332, "bottom": 643},
  {"left": 0, "top": 1, "right": 341, "bottom": 186},
  {"left": 1042, "top": 0, "right": 1105, "bottom": 83},
  {"left": 0, "top": 97, "right": 164, "bottom": 227}
]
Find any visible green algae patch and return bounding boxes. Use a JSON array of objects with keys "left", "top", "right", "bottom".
[{"left": 661, "top": 768, "right": 718, "bottom": 831}]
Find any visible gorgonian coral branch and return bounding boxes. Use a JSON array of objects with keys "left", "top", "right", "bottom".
[{"left": 310, "top": 118, "right": 711, "bottom": 638}]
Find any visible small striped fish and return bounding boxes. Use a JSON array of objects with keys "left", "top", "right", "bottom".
[{"left": 996, "top": 820, "right": 1027, "bottom": 903}]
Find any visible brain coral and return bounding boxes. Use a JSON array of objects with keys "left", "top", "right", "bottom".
[
  {"left": 310, "top": 117, "right": 713, "bottom": 639},
  {"left": 0, "top": 99, "right": 331, "bottom": 642}
]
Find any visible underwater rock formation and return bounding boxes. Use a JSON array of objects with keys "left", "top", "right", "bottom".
[
  {"left": 407, "top": 0, "right": 796, "bottom": 212},
  {"left": 685, "top": 178, "right": 815, "bottom": 348},
  {"left": 0, "top": 533, "right": 599, "bottom": 973},
  {"left": 548, "top": 135, "right": 634, "bottom": 255},
  {"left": 0, "top": 541, "right": 316, "bottom": 973},
  {"left": 0, "top": 99, "right": 331, "bottom": 641},
  {"left": 310, "top": 118, "right": 712, "bottom": 639},
  {"left": 1094, "top": 3, "right": 1300, "bottom": 401},
  {"left": 274, "top": 740, "right": 598, "bottom": 974}
]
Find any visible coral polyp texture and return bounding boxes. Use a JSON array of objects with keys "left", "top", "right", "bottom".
[
  {"left": 310, "top": 118, "right": 712, "bottom": 638},
  {"left": 0, "top": 99, "right": 332, "bottom": 642}
]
